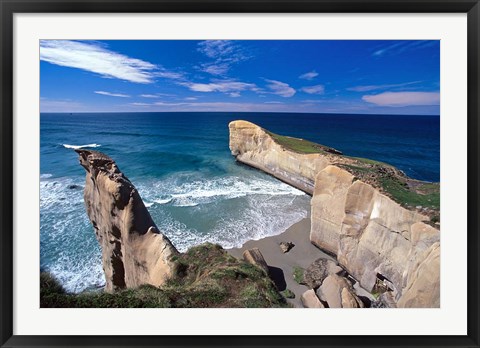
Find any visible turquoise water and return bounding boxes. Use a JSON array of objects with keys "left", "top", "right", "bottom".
[{"left": 40, "top": 112, "right": 439, "bottom": 292}]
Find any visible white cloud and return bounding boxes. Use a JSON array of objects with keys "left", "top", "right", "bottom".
[
  {"left": 130, "top": 102, "right": 152, "bottom": 106},
  {"left": 362, "top": 91, "right": 440, "bottom": 106},
  {"left": 139, "top": 93, "right": 178, "bottom": 99},
  {"left": 197, "top": 40, "right": 251, "bottom": 76},
  {"left": 154, "top": 102, "right": 188, "bottom": 106},
  {"left": 299, "top": 71, "right": 318, "bottom": 80},
  {"left": 372, "top": 41, "right": 438, "bottom": 57},
  {"left": 149, "top": 101, "right": 294, "bottom": 112},
  {"left": 229, "top": 92, "right": 241, "bottom": 97},
  {"left": 155, "top": 71, "right": 185, "bottom": 80},
  {"left": 198, "top": 40, "right": 236, "bottom": 59},
  {"left": 264, "top": 79, "right": 296, "bottom": 97},
  {"left": 40, "top": 40, "right": 158, "bottom": 84},
  {"left": 200, "top": 63, "right": 230, "bottom": 76},
  {"left": 94, "top": 91, "right": 130, "bottom": 98},
  {"left": 181, "top": 80, "right": 258, "bottom": 94},
  {"left": 184, "top": 97, "right": 198, "bottom": 101},
  {"left": 347, "top": 81, "right": 421, "bottom": 92},
  {"left": 301, "top": 84, "right": 325, "bottom": 95}
]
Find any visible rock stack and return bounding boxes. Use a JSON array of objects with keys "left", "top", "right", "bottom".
[{"left": 76, "top": 149, "right": 178, "bottom": 292}]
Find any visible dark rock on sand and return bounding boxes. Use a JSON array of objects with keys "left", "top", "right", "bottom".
[
  {"left": 279, "top": 241, "right": 295, "bottom": 253},
  {"left": 303, "top": 257, "right": 344, "bottom": 290},
  {"left": 243, "top": 248, "right": 269, "bottom": 275}
]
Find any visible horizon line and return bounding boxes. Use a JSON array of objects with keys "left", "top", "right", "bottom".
[{"left": 40, "top": 110, "right": 440, "bottom": 117}]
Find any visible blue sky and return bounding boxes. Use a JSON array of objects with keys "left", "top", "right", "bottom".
[{"left": 40, "top": 40, "right": 440, "bottom": 115}]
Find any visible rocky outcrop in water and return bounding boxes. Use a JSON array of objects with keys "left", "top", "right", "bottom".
[
  {"left": 229, "top": 120, "right": 440, "bottom": 307},
  {"left": 75, "top": 149, "right": 178, "bottom": 292}
]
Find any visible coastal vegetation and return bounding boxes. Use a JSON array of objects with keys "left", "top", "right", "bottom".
[
  {"left": 42, "top": 121, "right": 439, "bottom": 308},
  {"left": 267, "top": 131, "right": 342, "bottom": 155},
  {"left": 230, "top": 120, "right": 440, "bottom": 307},
  {"left": 281, "top": 289, "right": 296, "bottom": 299},
  {"left": 41, "top": 243, "right": 289, "bottom": 308},
  {"left": 267, "top": 129, "right": 440, "bottom": 212},
  {"left": 292, "top": 266, "right": 305, "bottom": 284}
]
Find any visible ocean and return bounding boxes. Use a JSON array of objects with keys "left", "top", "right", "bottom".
[{"left": 40, "top": 112, "right": 440, "bottom": 292}]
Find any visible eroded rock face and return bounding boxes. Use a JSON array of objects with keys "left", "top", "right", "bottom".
[
  {"left": 316, "top": 274, "right": 364, "bottom": 308},
  {"left": 75, "top": 150, "right": 178, "bottom": 292},
  {"left": 310, "top": 168, "right": 439, "bottom": 306},
  {"left": 228, "top": 120, "right": 440, "bottom": 308},
  {"left": 303, "top": 257, "right": 344, "bottom": 290},
  {"left": 229, "top": 120, "right": 329, "bottom": 194},
  {"left": 301, "top": 289, "right": 325, "bottom": 308},
  {"left": 243, "top": 248, "right": 269, "bottom": 275},
  {"left": 397, "top": 223, "right": 440, "bottom": 307}
]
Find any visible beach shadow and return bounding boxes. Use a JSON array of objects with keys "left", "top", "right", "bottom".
[{"left": 268, "top": 266, "right": 286, "bottom": 291}]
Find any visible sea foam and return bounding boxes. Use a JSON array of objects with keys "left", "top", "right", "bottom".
[
  {"left": 136, "top": 174, "right": 310, "bottom": 252},
  {"left": 137, "top": 175, "right": 305, "bottom": 208},
  {"left": 62, "top": 143, "right": 101, "bottom": 149},
  {"left": 40, "top": 170, "right": 310, "bottom": 292}
]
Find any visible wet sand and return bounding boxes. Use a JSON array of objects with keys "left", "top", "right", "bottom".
[{"left": 227, "top": 217, "right": 335, "bottom": 307}]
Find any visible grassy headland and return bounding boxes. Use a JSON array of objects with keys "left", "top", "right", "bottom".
[
  {"left": 267, "top": 130, "right": 439, "bottom": 215},
  {"left": 41, "top": 243, "right": 289, "bottom": 308},
  {"left": 267, "top": 131, "right": 342, "bottom": 155}
]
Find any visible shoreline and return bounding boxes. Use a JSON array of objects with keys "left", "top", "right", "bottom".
[{"left": 227, "top": 213, "right": 334, "bottom": 308}]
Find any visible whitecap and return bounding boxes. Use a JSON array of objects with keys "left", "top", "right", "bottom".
[
  {"left": 154, "top": 198, "right": 173, "bottom": 205},
  {"left": 136, "top": 175, "right": 306, "bottom": 208},
  {"left": 45, "top": 256, "right": 105, "bottom": 293},
  {"left": 62, "top": 143, "right": 101, "bottom": 150}
]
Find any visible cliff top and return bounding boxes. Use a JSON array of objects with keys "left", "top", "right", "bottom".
[
  {"left": 230, "top": 120, "right": 439, "bottom": 219},
  {"left": 41, "top": 243, "right": 289, "bottom": 308}
]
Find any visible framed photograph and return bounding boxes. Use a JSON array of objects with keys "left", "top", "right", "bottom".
[{"left": 1, "top": 1, "right": 479, "bottom": 347}]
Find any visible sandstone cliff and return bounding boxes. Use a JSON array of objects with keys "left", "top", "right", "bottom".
[
  {"left": 229, "top": 120, "right": 440, "bottom": 307},
  {"left": 75, "top": 149, "right": 178, "bottom": 292},
  {"left": 311, "top": 165, "right": 440, "bottom": 307},
  {"left": 229, "top": 120, "right": 330, "bottom": 194}
]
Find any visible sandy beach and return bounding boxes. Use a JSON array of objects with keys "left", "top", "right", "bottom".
[{"left": 227, "top": 214, "right": 334, "bottom": 307}]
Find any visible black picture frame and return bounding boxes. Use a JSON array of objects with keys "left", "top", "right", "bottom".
[{"left": 1, "top": 1, "right": 479, "bottom": 347}]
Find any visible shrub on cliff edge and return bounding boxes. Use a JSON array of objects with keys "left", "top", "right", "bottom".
[{"left": 40, "top": 243, "right": 288, "bottom": 308}]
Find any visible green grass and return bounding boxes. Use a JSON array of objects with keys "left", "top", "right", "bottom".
[
  {"left": 416, "top": 182, "right": 441, "bottom": 194},
  {"left": 266, "top": 131, "right": 341, "bottom": 155},
  {"left": 266, "top": 130, "right": 440, "bottom": 212},
  {"left": 380, "top": 177, "right": 440, "bottom": 210},
  {"left": 41, "top": 243, "right": 288, "bottom": 308},
  {"left": 270, "top": 133, "right": 325, "bottom": 154},
  {"left": 41, "top": 274, "right": 173, "bottom": 308},
  {"left": 348, "top": 156, "right": 389, "bottom": 166},
  {"left": 292, "top": 266, "right": 305, "bottom": 284},
  {"left": 281, "top": 289, "right": 295, "bottom": 299},
  {"left": 338, "top": 163, "right": 375, "bottom": 174},
  {"left": 338, "top": 162, "right": 440, "bottom": 211}
]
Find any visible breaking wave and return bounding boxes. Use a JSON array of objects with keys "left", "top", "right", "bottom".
[{"left": 62, "top": 143, "right": 101, "bottom": 149}]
